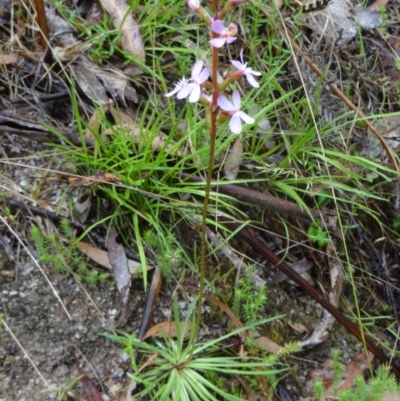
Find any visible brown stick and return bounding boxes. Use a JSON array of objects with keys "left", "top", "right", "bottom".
[
  {"left": 236, "top": 225, "right": 400, "bottom": 378},
  {"left": 34, "top": 0, "right": 52, "bottom": 64},
  {"left": 180, "top": 172, "right": 326, "bottom": 222}
]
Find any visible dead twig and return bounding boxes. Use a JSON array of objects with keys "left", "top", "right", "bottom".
[
  {"left": 181, "top": 172, "right": 327, "bottom": 222},
  {"left": 235, "top": 224, "right": 400, "bottom": 379}
]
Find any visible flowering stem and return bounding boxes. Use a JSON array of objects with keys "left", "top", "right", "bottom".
[{"left": 192, "top": 38, "right": 219, "bottom": 353}]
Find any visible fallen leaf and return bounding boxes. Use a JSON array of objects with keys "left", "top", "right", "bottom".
[
  {"left": 288, "top": 320, "right": 309, "bottom": 334},
  {"left": 85, "top": 106, "right": 108, "bottom": 140},
  {"left": 68, "top": 171, "right": 121, "bottom": 186},
  {"left": 306, "top": 359, "right": 336, "bottom": 395},
  {"left": 77, "top": 366, "right": 104, "bottom": 401},
  {"left": 107, "top": 227, "right": 131, "bottom": 304},
  {"left": 143, "top": 321, "right": 191, "bottom": 340},
  {"left": 380, "top": 391, "right": 400, "bottom": 401},
  {"left": 255, "top": 336, "right": 282, "bottom": 354},
  {"left": 99, "top": 0, "right": 145, "bottom": 60},
  {"left": 137, "top": 267, "right": 162, "bottom": 340},
  {"left": 367, "top": 0, "right": 388, "bottom": 9},
  {"left": 109, "top": 106, "right": 135, "bottom": 125},
  {"left": 117, "top": 382, "right": 138, "bottom": 401},
  {"left": 324, "top": 352, "right": 374, "bottom": 397},
  {"left": 223, "top": 135, "right": 243, "bottom": 180},
  {"left": 86, "top": 0, "right": 104, "bottom": 25},
  {"left": 69, "top": 56, "right": 138, "bottom": 105},
  {"left": 76, "top": 241, "right": 153, "bottom": 275},
  {"left": 72, "top": 194, "right": 92, "bottom": 224}
]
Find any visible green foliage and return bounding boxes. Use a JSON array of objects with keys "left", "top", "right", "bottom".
[
  {"left": 313, "top": 351, "right": 400, "bottom": 401},
  {"left": 308, "top": 222, "right": 330, "bottom": 248},
  {"left": 31, "top": 223, "right": 110, "bottom": 283},
  {"left": 232, "top": 265, "right": 267, "bottom": 330},
  {"left": 104, "top": 297, "right": 286, "bottom": 401},
  {"left": 143, "top": 229, "right": 183, "bottom": 279}
]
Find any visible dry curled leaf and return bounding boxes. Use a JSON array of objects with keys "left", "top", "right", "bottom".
[
  {"left": 107, "top": 227, "right": 131, "bottom": 304},
  {"left": 99, "top": 0, "right": 145, "bottom": 60},
  {"left": 68, "top": 171, "right": 121, "bottom": 186},
  {"left": 70, "top": 56, "right": 138, "bottom": 105},
  {"left": 223, "top": 135, "right": 243, "bottom": 180},
  {"left": 76, "top": 241, "right": 153, "bottom": 275},
  {"left": 77, "top": 366, "right": 104, "bottom": 401},
  {"left": 255, "top": 336, "right": 282, "bottom": 354},
  {"left": 143, "top": 321, "right": 192, "bottom": 340}
]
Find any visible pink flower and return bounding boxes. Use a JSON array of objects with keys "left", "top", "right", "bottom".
[
  {"left": 187, "top": 0, "right": 200, "bottom": 10},
  {"left": 209, "top": 20, "right": 237, "bottom": 48},
  {"left": 230, "top": 49, "right": 261, "bottom": 88},
  {"left": 165, "top": 61, "right": 210, "bottom": 103},
  {"left": 165, "top": 77, "right": 189, "bottom": 98},
  {"left": 217, "top": 91, "right": 255, "bottom": 134}
]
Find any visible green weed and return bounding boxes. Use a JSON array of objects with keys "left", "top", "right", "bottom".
[
  {"left": 31, "top": 221, "right": 109, "bottom": 284},
  {"left": 104, "top": 297, "right": 286, "bottom": 400}
]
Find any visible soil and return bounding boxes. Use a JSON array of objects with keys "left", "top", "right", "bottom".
[{"left": 0, "top": 243, "right": 146, "bottom": 400}]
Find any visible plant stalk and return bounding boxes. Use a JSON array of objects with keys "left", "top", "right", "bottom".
[{"left": 191, "top": 38, "right": 220, "bottom": 352}]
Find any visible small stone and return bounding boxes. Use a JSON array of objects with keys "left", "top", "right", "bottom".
[{"left": 53, "top": 364, "right": 69, "bottom": 378}]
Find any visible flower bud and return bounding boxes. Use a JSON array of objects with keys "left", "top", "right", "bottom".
[{"left": 187, "top": 0, "right": 200, "bottom": 10}]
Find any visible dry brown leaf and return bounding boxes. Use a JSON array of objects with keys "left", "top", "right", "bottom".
[
  {"left": 85, "top": 107, "right": 108, "bottom": 140},
  {"left": 306, "top": 359, "right": 336, "bottom": 395},
  {"left": 78, "top": 366, "right": 104, "bottom": 401},
  {"left": 255, "top": 336, "right": 282, "bottom": 354},
  {"left": 69, "top": 56, "right": 138, "bottom": 105},
  {"left": 380, "top": 391, "right": 400, "bottom": 401},
  {"left": 324, "top": 352, "right": 374, "bottom": 397},
  {"left": 202, "top": 294, "right": 281, "bottom": 354},
  {"left": 68, "top": 171, "right": 121, "bottom": 186},
  {"left": 143, "top": 321, "right": 192, "bottom": 340},
  {"left": 109, "top": 105, "right": 135, "bottom": 125},
  {"left": 86, "top": 1, "right": 104, "bottom": 25},
  {"left": 116, "top": 383, "right": 138, "bottom": 401},
  {"left": 288, "top": 320, "right": 309, "bottom": 334},
  {"left": 72, "top": 194, "right": 92, "bottom": 224},
  {"left": 99, "top": 0, "right": 145, "bottom": 60},
  {"left": 223, "top": 135, "right": 243, "bottom": 180},
  {"left": 76, "top": 241, "right": 153, "bottom": 275},
  {"left": 367, "top": 0, "right": 389, "bottom": 9},
  {"left": 107, "top": 227, "right": 131, "bottom": 304}
]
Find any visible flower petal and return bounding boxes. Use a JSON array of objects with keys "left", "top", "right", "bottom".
[
  {"left": 210, "top": 38, "right": 226, "bottom": 48},
  {"left": 246, "top": 73, "right": 260, "bottom": 88},
  {"left": 239, "top": 49, "right": 244, "bottom": 64},
  {"left": 165, "top": 87, "right": 180, "bottom": 97},
  {"left": 217, "top": 95, "right": 235, "bottom": 111},
  {"left": 188, "top": 85, "right": 201, "bottom": 103},
  {"left": 229, "top": 115, "right": 242, "bottom": 134},
  {"left": 211, "top": 19, "right": 226, "bottom": 35},
  {"left": 226, "top": 36, "right": 237, "bottom": 44},
  {"left": 177, "top": 83, "right": 195, "bottom": 99},
  {"left": 237, "top": 111, "right": 255, "bottom": 124},
  {"left": 197, "top": 67, "right": 210, "bottom": 84},
  {"left": 230, "top": 59, "right": 244, "bottom": 71},
  {"left": 191, "top": 60, "right": 204, "bottom": 79},
  {"left": 232, "top": 91, "right": 241, "bottom": 109}
]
